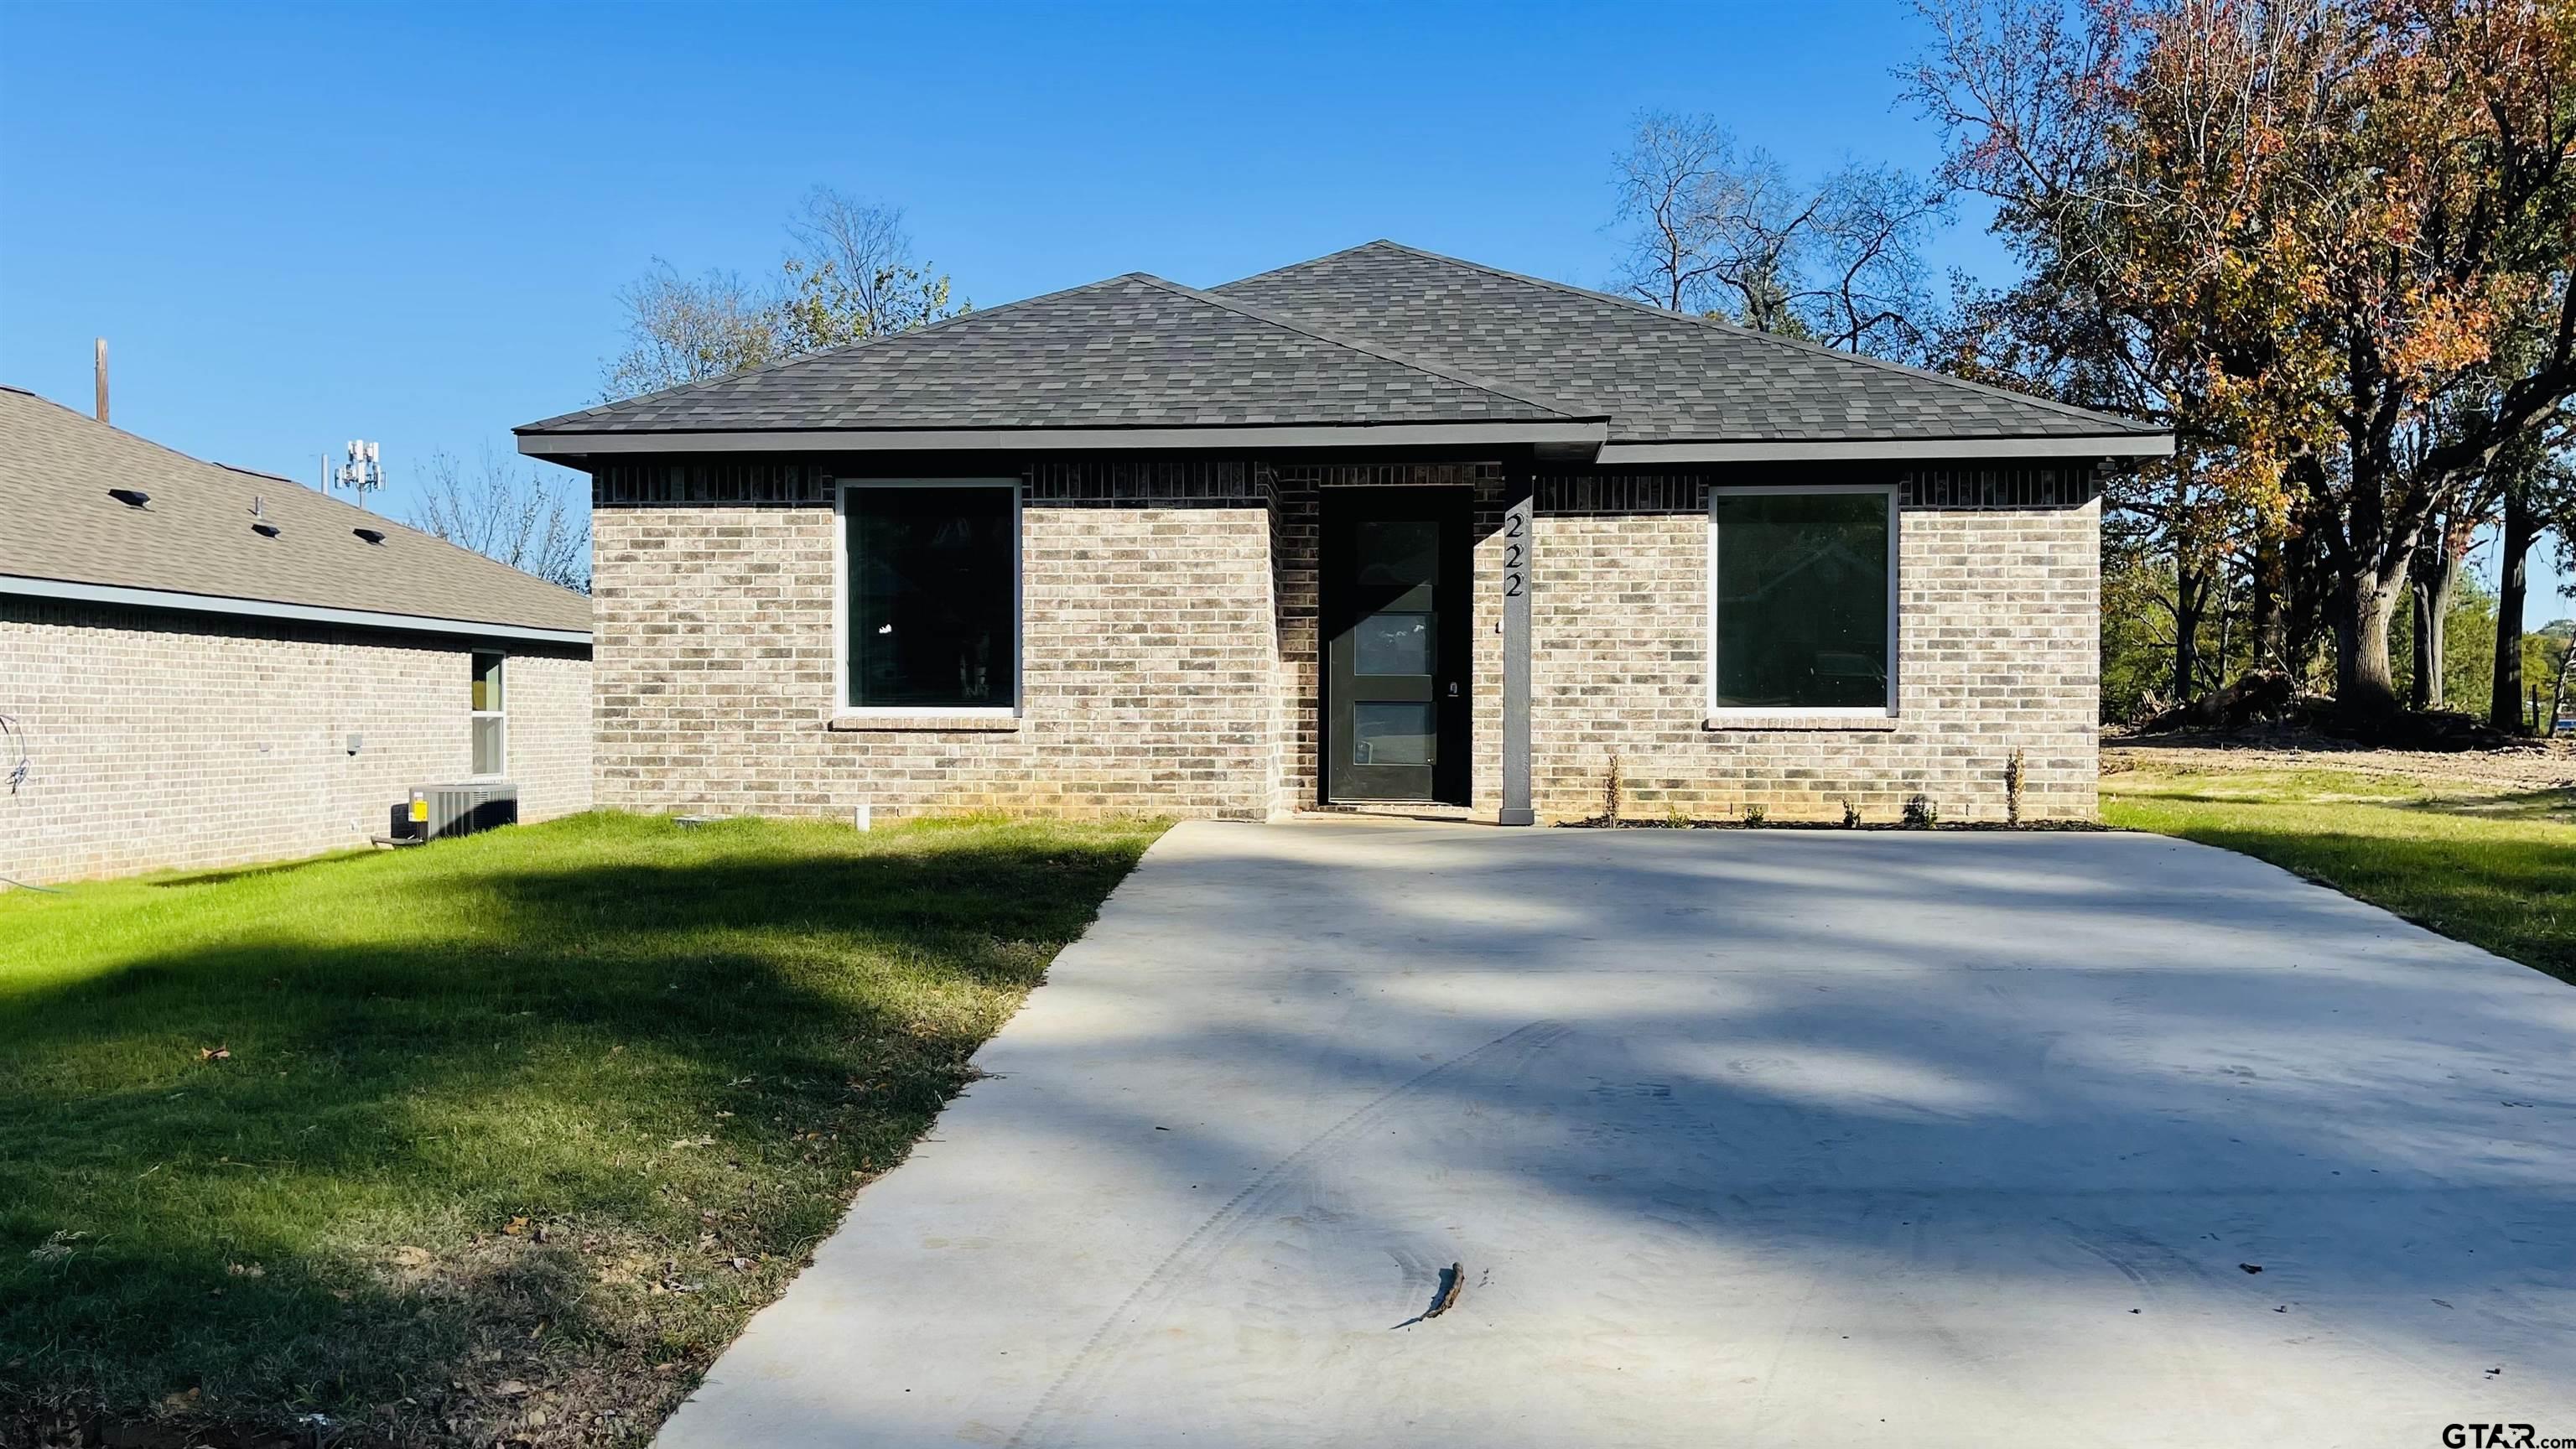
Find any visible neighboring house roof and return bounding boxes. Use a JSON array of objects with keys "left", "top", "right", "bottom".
[
  {"left": 518, "top": 241, "right": 2168, "bottom": 465},
  {"left": 0, "top": 385, "right": 589, "bottom": 643}
]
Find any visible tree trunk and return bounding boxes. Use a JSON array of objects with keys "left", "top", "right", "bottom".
[
  {"left": 2490, "top": 486, "right": 2537, "bottom": 733},
  {"left": 2172, "top": 562, "right": 2206, "bottom": 703},
  {"left": 2551, "top": 636, "right": 2573, "bottom": 738},
  {"left": 2334, "top": 565, "right": 2407, "bottom": 717},
  {"left": 2250, "top": 532, "right": 2284, "bottom": 672},
  {"left": 2408, "top": 530, "right": 2459, "bottom": 711}
]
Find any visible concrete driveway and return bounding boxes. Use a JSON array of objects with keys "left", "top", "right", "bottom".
[{"left": 659, "top": 821, "right": 2576, "bottom": 1447}]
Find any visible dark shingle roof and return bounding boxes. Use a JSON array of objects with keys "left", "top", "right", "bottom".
[
  {"left": 521, "top": 273, "right": 1591, "bottom": 435},
  {"left": 516, "top": 242, "right": 2161, "bottom": 450},
  {"left": 0, "top": 386, "right": 589, "bottom": 636},
  {"left": 1214, "top": 241, "right": 2160, "bottom": 444}
]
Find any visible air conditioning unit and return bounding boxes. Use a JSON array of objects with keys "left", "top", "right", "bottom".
[{"left": 392, "top": 782, "right": 519, "bottom": 843}]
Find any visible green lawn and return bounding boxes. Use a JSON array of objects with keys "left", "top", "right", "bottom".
[
  {"left": 2102, "top": 764, "right": 2576, "bottom": 984},
  {"left": 0, "top": 811, "right": 1165, "bottom": 1446}
]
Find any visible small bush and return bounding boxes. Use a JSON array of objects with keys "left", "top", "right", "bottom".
[
  {"left": 1663, "top": 803, "right": 1691, "bottom": 828},
  {"left": 1841, "top": 799, "right": 1862, "bottom": 828},
  {"left": 1903, "top": 793, "right": 1940, "bottom": 828},
  {"left": 1742, "top": 802, "right": 1768, "bottom": 827}
]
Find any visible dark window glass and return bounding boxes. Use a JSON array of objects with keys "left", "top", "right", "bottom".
[
  {"left": 847, "top": 486, "right": 1016, "bottom": 709},
  {"left": 1711, "top": 491, "right": 1891, "bottom": 710},
  {"left": 1352, "top": 703, "right": 1435, "bottom": 766}
]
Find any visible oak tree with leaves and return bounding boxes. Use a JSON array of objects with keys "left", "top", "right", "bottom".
[{"left": 1914, "top": 0, "right": 2576, "bottom": 721}]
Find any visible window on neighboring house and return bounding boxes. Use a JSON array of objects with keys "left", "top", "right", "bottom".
[
  {"left": 839, "top": 480, "right": 1019, "bottom": 713},
  {"left": 471, "top": 652, "right": 507, "bottom": 775},
  {"left": 1708, "top": 486, "right": 1897, "bottom": 713}
]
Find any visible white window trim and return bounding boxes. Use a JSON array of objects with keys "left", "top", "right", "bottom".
[
  {"left": 1705, "top": 481, "right": 1900, "bottom": 719},
  {"left": 832, "top": 478, "right": 1024, "bottom": 719},
  {"left": 470, "top": 651, "right": 508, "bottom": 778}
]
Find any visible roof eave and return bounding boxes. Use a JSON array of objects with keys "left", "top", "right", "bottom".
[
  {"left": 1595, "top": 434, "right": 2174, "bottom": 465},
  {"left": 0, "top": 574, "right": 591, "bottom": 646},
  {"left": 517, "top": 419, "right": 1613, "bottom": 460}
]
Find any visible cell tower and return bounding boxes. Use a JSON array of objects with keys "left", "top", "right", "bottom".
[{"left": 330, "top": 439, "right": 385, "bottom": 506}]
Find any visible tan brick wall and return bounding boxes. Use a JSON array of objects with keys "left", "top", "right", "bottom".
[
  {"left": 1527, "top": 499, "right": 2101, "bottom": 823},
  {"left": 0, "top": 599, "right": 592, "bottom": 884},
  {"left": 589, "top": 459, "right": 2098, "bottom": 828},
  {"left": 589, "top": 498, "right": 1278, "bottom": 822}
]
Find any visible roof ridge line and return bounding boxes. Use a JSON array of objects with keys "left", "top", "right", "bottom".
[
  {"left": 1, "top": 387, "right": 590, "bottom": 614},
  {"left": 3, "top": 382, "right": 318, "bottom": 483},
  {"left": 1361, "top": 241, "right": 2162, "bottom": 435},
  {"left": 1128, "top": 272, "right": 1597, "bottom": 421},
  {"left": 517, "top": 273, "right": 1128, "bottom": 434},
  {"left": 1210, "top": 238, "right": 1399, "bottom": 295}
]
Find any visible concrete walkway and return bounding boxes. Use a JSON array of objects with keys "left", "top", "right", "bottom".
[{"left": 658, "top": 821, "right": 2576, "bottom": 1447}]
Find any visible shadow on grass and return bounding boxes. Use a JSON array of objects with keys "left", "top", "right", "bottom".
[
  {"left": 144, "top": 849, "right": 384, "bottom": 891},
  {"left": 2396, "top": 787, "right": 2576, "bottom": 824},
  {"left": 0, "top": 813, "right": 1162, "bottom": 1446}
]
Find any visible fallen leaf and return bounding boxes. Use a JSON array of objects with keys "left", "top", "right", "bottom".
[
  {"left": 502, "top": 1216, "right": 531, "bottom": 1237},
  {"left": 389, "top": 1245, "right": 432, "bottom": 1268},
  {"left": 493, "top": 1379, "right": 530, "bottom": 1397},
  {"left": 197, "top": 1046, "right": 231, "bottom": 1063},
  {"left": 670, "top": 1136, "right": 716, "bottom": 1149}
]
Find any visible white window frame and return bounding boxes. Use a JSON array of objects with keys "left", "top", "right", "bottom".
[
  {"left": 1705, "top": 481, "right": 1900, "bottom": 719},
  {"left": 470, "top": 651, "right": 508, "bottom": 777},
  {"left": 833, "top": 478, "right": 1023, "bottom": 719}
]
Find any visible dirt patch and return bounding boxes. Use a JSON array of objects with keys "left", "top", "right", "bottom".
[{"left": 2105, "top": 729, "right": 2576, "bottom": 795}]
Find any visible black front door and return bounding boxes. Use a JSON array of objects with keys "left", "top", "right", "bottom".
[{"left": 1323, "top": 488, "right": 1471, "bottom": 803}]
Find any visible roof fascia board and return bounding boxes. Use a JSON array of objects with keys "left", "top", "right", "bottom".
[
  {"left": 1597, "top": 434, "right": 2174, "bottom": 465},
  {"left": 518, "top": 420, "right": 1612, "bottom": 457},
  {"left": 0, "top": 574, "right": 591, "bottom": 646}
]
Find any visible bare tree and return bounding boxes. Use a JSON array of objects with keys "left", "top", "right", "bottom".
[
  {"left": 777, "top": 188, "right": 962, "bottom": 351},
  {"left": 1804, "top": 162, "right": 1949, "bottom": 357},
  {"left": 408, "top": 448, "right": 590, "bottom": 593},
  {"left": 1610, "top": 111, "right": 1946, "bottom": 358},
  {"left": 600, "top": 262, "right": 780, "bottom": 400},
  {"left": 600, "top": 190, "right": 966, "bottom": 402}
]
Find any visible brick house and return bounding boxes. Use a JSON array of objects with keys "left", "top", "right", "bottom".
[
  {"left": 0, "top": 385, "right": 592, "bottom": 883},
  {"left": 518, "top": 242, "right": 2167, "bottom": 828}
]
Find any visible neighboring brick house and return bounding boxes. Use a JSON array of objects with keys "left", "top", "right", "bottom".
[
  {"left": 0, "top": 386, "right": 592, "bottom": 883},
  {"left": 518, "top": 242, "right": 2166, "bottom": 828}
]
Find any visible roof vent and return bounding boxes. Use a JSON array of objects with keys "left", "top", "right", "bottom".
[
  {"left": 354, "top": 527, "right": 387, "bottom": 545},
  {"left": 107, "top": 487, "right": 150, "bottom": 508},
  {"left": 252, "top": 522, "right": 283, "bottom": 538},
  {"left": 249, "top": 494, "right": 280, "bottom": 538}
]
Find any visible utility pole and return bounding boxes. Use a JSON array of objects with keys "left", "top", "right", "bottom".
[{"left": 92, "top": 339, "right": 109, "bottom": 423}]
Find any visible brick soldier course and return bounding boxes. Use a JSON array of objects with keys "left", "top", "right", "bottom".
[{"left": 527, "top": 242, "right": 2166, "bottom": 829}]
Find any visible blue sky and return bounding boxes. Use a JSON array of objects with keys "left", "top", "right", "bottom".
[{"left": 2, "top": 0, "right": 2566, "bottom": 609}]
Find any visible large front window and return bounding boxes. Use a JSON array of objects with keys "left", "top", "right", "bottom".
[
  {"left": 841, "top": 480, "right": 1018, "bottom": 712},
  {"left": 1709, "top": 487, "right": 1895, "bottom": 713}
]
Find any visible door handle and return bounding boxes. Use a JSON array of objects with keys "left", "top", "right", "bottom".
[{"left": 1446, "top": 681, "right": 1460, "bottom": 698}]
